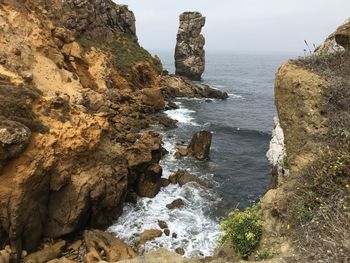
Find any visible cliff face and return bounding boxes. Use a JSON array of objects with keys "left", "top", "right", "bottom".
[
  {"left": 175, "top": 12, "right": 205, "bottom": 80},
  {"left": 0, "top": 0, "right": 166, "bottom": 261},
  {"left": 262, "top": 25, "right": 350, "bottom": 261}
]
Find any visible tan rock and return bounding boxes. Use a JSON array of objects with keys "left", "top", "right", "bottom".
[
  {"left": 139, "top": 230, "right": 163, "bottom": 245},
  {"left": 335, "top": 19, "right": 350, "bottom": 49},
  {"left": 142, "top": 88, "right": 165, "bottom": 110},
  {"left": 84, "top": 229, "right": 136, "bottom": 262},
  {"left": 187, "top": 131, "right": 212, "bottom": 160},
  {"left": 24, "top": 240, "right": 66, "bottom": 263},
  {"left": 166, "top": 199, "right": 185, "bottom": 210}
]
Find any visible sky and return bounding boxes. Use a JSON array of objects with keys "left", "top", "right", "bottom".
[{"left": 116, "top": 0, "right": 350, "bottom": 54}]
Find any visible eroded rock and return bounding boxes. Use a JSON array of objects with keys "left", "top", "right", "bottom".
[
  {"left": 187, "top": 131, "right": 212, "bottom": 160},
  {"left": 166, "top": 199, "right": 185, "bottom": 210},
  {"left": 24, "top": 240, "right": 66, "bottom": 263},
  {"left": 335, "top": 19, "right": 350, "bottom": 50},
  {"left": 139, "top": 230, "right": 163, "bottom": 245},
  {"left": 175, "top": 12, "right": 206, "bottom": 80},
  {"left": 84, "top": 229, "right": 136, "bottom": 262}
]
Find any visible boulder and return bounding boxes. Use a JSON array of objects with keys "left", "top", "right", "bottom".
[
  {"left": 139, "top": 230, "right": 163, "bottom": 245},
  {"left": 187, "top": 131, "right": 212, "bottom": 160},
  {"left": 83, "top": 229, "right": 136, "bottom": 262},
  {"left": 160, "top": 75, "right": 228, "bottom": 99},
  {"left": 136, "top": 164, "right": 163, "bottom": 198},
  {"left": 175, "top": 247, "right": 185, "bottom": 256},
  {"left": 164, "top": 229, "right": 170, "bottom": 236},
  {"left": 166, "top": 199, "right": 185, "bottom": 210},
  {"left": 201, "top": 85, "right": 229, "bottom": 99},
  {"left": 142, "top": 88, "right": 165, "bottom": 110},
  {"left": 24, "top": 240, "right": 66, "bottom": 263},
  {"left": 175, "top": 12, "right": 206, "bottom": 80},
  {"left": 0, "top": 118, "right": 31, "bottom": 172},
  {"left": 335, "top": 19, "right": 350, "bottom": 50},
  {"left": 158, "top": 115, "right": 178, "bottom": 129},
  {"left": 158, "top": 220, "right": 168, "bottom": 229},
  {"left": 170, "top": 170, "right": 210, "bottom": 188}
]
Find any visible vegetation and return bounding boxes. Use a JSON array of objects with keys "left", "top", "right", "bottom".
[
  {"left": 220, "top": 203, "right": 263, "bottom": 259},
  {"left": 255, "top": 248, "right": 273, "bottom": 261},
  {"left": 110, "top": 34, "right": 162, "bottom": 73},
  {"left": 0, "top": 77, "right": 48, "bottom": 133},
  {"left": 286, "top": 51, "right": 350, "bottom": 262}
]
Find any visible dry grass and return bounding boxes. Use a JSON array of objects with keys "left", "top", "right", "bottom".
[{"left": 284, "top": 52, "right": 350, "bottom": 262}]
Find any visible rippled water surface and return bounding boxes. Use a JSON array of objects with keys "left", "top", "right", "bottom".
[{"left": 109, "top": 51, "right": 296, "bottom": 257}]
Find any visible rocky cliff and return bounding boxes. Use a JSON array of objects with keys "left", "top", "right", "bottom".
[
  {"left": 0, "top": 0, "right": 167, "bottom": 261},
  {"left": 261, "top": 21, "right": 350, "bottom": 262},
  {"left": 175, "top": 12, "right": 205, "bottom": 80}
]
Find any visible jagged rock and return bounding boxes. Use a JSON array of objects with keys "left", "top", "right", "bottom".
[
  {"left": 175, "top": 247, "right": 185, "bottom": 256},
  {"left": 136, "top": 164, "right": 163, "bottom": 198},
  {"left": 24, "top": 240, "right": 66, "bottom": 263},
  {"left": 160, "top": 75, "right": 228, "bottom": 99},
  {"left": 84, "top": 229, "right": 136, "bottom": 262},
  {"left": 335, "top": 19, "right": 350, "bottom": 50},
  {"left": 175, "top": 12, "right": 206, "bottom": 80},
  {"left": 158, "top": 115, "right": 178, "bottom": 129},
  {"left": 127, "top": 131, "right": 164, "bottom": 198},
  {"left": 266, "top": 117, "right": 286, "bottom": 177},
  {"left": 166, "top": 199, "right": 185, "bottom": 209},
  {"left": 141, "top": 88, "right": 165, "bottom": 110},
  {"left": 175, "top": 146, "right": 188, "bottom": 159},
  {"left": 201, "top": 85, "right": 228, "bottom": 99},
  {"left": 0, "top": 118, "right": 31, "bottom": 171},
  {"left": 187, "top": 131, "right": 212, "bottom": 160},
  {"left": 169, "top": 170, "right": 210, "bottom": 188},
  {"left": 164, "top": 229, "right": 170, "bottom": 236},
  {"left": 45, "top": 0, "right": 136, "bottom": 41},
  {"left": 160, "top": 178, "right": 170, "bottom": 187},
  {"left": 315, "top": 18, "right": 349, "bottom": 55},
  {"left": 139, "top": 230, "right": 163, "bottom": 245},
  {"left": 158, "top": 220, "right": 168, "bottom": 229}
]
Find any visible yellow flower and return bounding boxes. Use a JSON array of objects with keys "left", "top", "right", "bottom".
[
  {"left": 346, "top": 184, "right": 350, "bottom": 189},
  {"left": 287, "top": 224, "right": 291, "bottom": 230}
]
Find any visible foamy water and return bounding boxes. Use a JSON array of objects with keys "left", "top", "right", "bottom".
[{"left": 109, "top": 103, "right": 222, "bottom": 257}]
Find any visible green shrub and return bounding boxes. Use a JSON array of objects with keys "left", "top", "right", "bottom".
[
  {"left": 110, "top": 34, "right": 162, "bottom": 74},
  {"left": 220, "top": 203, "right": 263, "bottom": 259},
  {"left": 255, "top": 248, "right": 273, "bottom": 261}
]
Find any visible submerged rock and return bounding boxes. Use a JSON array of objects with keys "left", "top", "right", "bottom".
[
  {"left": 168, "top": 169, "right": 210, "bottom": 188},
  {"left": 166, "top": 198, "right": 185, "bottom": 209},
  {"left": 175, "top": 12, "right": 206, "bottom": 80},
  {"left": 187, "top": 131, "right": 212, "bottom": 160}
]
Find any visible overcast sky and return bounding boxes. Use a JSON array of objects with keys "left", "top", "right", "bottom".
[{"left": 118, "top": 0, "right": 350, "bottom": 54}]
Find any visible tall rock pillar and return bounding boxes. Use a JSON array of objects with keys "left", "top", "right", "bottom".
[{"left": 175, "top": 12, "right": 206, "bottom": 80}]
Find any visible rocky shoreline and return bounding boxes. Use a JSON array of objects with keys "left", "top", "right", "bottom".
[{"left": 0, "top": 1, "right": 228, "bottom": 262}]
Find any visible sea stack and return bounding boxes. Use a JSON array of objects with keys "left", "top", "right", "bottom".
[{"left": 175, "top": 12, "right": 206, "bottom": 80}]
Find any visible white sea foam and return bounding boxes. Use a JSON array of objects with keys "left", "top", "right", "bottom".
[
  {"left": 227, "top": 93, "right": 244, "bottom": 99},
  {"left": 165, "top": 104, "right": 200, "bottom": 126},
  {"left": 108, "top": 130, "right": 222, "bottom": 258}
]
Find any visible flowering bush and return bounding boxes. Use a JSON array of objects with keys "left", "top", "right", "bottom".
[{"left": 220, "top": 203, "right": 263, "bottom": 259}]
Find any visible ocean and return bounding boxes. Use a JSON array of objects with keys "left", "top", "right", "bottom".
[{"left": 109, "top": 51, "right": 297, "bottom": 257}]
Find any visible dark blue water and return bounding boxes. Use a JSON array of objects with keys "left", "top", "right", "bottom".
[
  {"left": 157, "top": 51, "right": 295, "bottom": 213},
  {"left": 110, "top": 51, "right": 296, "bottom": 257}
]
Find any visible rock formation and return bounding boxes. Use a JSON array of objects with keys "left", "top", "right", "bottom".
[
  {"left": 175, "top": 12, "right": 206, "bottom": 80},
  {"left": 187, "top": 131, "right": 212, "bottom": 160},
  {"left": 335, "top": 19, "right": 350, "bottom": 50},
  {"left": 160, "top": 75, "right": 228, "bottom": 99},
  {"left": 0, "top": 1, "right": 164, "bottom": 261},
  {"left": 315, "top": 18, "right": 349, "bottom": 55}
]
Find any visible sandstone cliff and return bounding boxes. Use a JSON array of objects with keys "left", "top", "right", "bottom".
[
  {"left": 0, "top": 0, "right": 167, "bottom": 261},
  {"left": 175, "top": 12, "right": 205, "bottom": 80}
]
